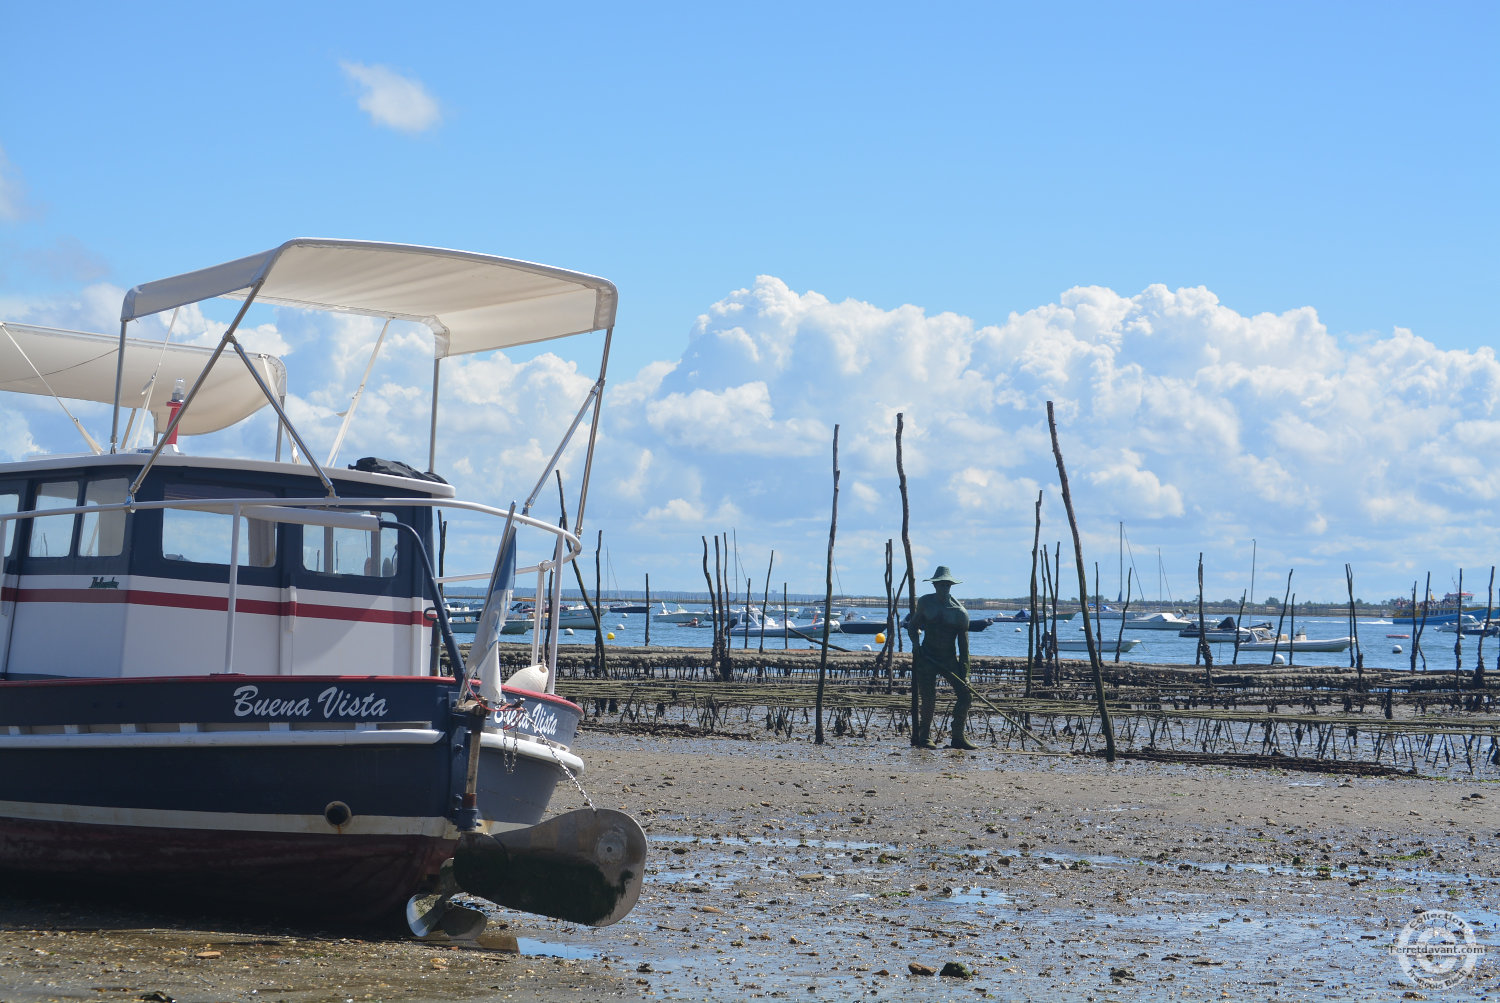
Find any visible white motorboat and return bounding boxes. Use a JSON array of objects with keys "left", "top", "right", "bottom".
[
  {"left": 1435, "top": 615, "right": 1498, "bottom": 636},
  {"left": 653, "top": 602, "right": 703, "bottom": 623},
  {"left": 785, "top": 613, "right": 843, "bottom": 635},
  {"left": 1120, "top": 611, "right": 1197, "bottom": 630},
  {"left": 727, "top": 609, "right": 785, "bottom": 637},
  {"left": 1239, "top": 628, "right": 1352, "bottom": 652}
]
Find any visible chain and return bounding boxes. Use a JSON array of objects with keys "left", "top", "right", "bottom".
[{"left": 546, "top": 742, "right": 595, "bottom": 811}]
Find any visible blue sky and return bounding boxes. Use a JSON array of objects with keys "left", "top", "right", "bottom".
[{"left": 2, "top": 2, "right": 1497, "bottom": 603}]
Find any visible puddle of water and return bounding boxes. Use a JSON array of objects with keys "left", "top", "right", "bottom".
[
  {"left": 944, "top": 884, "right": 1011, "bottom": 905},
  {"left": 513, "top": 936, "right": 600, "bottom": 960},
  {"left": 652, "top": 832, "right": 890, "bottom": 851}
]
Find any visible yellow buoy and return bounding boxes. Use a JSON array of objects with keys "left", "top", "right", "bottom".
[
  {"left": 607, "top": 632, "right": 616, "bottom": 640},
  {"left": 875, "top": 632, "right": 886, "bottom": 645}
]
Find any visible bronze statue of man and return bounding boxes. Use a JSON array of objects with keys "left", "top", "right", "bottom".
[{"left": 907, "top": 565, "right": 976, "bottom": 750}]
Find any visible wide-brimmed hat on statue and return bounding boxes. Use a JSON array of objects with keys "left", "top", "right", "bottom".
[{"left": 925, "top": 566, "right": 961, "bottom": 584}]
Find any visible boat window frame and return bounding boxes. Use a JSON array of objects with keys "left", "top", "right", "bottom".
[
  {"left": 0, "top": 481, "right": 20, "bottom": 572},
  {"left": 129, "top": 467, "right": 430, "bottom": 600},
  {"left": 11, "top": 474, "right": 134, "bottom": 577}
]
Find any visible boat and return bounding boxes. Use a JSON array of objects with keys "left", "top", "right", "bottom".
[
  {"left": 0, "top": 240, "right": 646, "bottom": 935},
  {"left": 1238, "top": 628, "right": 1353, "bottom": 652},
  {"left": 1117, "top": 611, "right": 1197, "bottom": 631},
  {"left": 1435, "top": 615, "right": 1499, "bottom": 636},
  {"left": 1177, "top": 616, "right": 1268, "bottom": 643},
  {"left": 727, "top": 608, "right": 786, "bottom": 637},
  {"left": 608, "top": 601, "right": 649, "bottom": 614},
  {"left": 444, "top": 599, "right": 481, "bottom": 634},
  {"left": 653, "top": 602, "right": 702, "bottom": 623},
  {"left": 785, "top": 613, "right": 843, "bottom": 635},
  {"left": 838, "top": 613, "right": 893, "bottom": 635}
]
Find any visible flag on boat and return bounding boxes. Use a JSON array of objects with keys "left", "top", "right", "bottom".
[{"left": 469, "top": 518, "right": 518, "bottom": 704}]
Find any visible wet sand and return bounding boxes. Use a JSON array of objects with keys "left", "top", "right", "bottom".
[{"left": 2, "top": 731, "right": 1496, "bottom": 1001}]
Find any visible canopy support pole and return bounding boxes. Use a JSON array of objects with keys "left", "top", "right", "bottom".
[
  {"left": 571, "top": 327, "right": 613, "bottom": 535},
  {"left": 428, "top": 358, "right": 441, "bottom": 474},
  {"left": 521, "top": 382, "right": 600, "bottom": 516},
  {"left": 326, "top": 318, "right": 392, "bottom": 468},
  {"left": 127, "top": 281, "right": 337, "bottom": 500}
]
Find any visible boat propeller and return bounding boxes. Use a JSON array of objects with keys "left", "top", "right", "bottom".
[{"left": 406, "top": 807, "right": 647, "bottom": 938}]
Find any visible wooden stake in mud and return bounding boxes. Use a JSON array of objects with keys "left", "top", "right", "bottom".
[
  {"left": 556, "top": 472, "right": 604, "bottom": 676},
  {"left": 1474, "top": 566, "right": 1493, "bottom": 690},
  {"left": 759, "top": 551, "right": 775, "bottom": 655},
  {"left": 1039, "top": 544, "right": 1057, "bottom": 685},
  {"left": 1452, "top": 568, "right": 1464, "bottom": 677},
  {"left": 782, "top": 583, "right": 789, "bottom": 651},
  {"left": 700, "top": 537, "right": 714, "bottom": 666},
  {"left": 880, "top": 540, "right": 896, "bottom": 689},
  {"left": 1271, "top": 571, "right": 1292, "bottom": 666},
  {"left": 644, "top": 573, "right": 651, "bottom": 648},
  {"left": 1412, "top": 573, "right": 1431, "bottom": 673},
  {"left": 896, "top": 413, "right": 919, "bottom": 741},
  {"left": 1044, "top": 542, "right": 1056, "bottom": 683},
  {"left": 815, "top": 423, "right": 841, "bottom": 745},
  {"left": 1196, "top": 553, "right": 1212, "bottom": 685},
  {"left": 1345, "top": 564, "right": 1359, "bottom": 677},
  {"left": 1288, "top": 592, "right": 1297, "bottom": 668},
  {"left": 1027, "top": 490, "right": 1043, "bottom": 694},
  {"left": 1115, "top": 569, "right": 1133, "bottom": 664},
  {"left": 592, "top": 529, "right": 606, "bottom": 674},
  {"left": 1233, "top": 589, "right": 1246, "bottom": 666},
  {"left": 1045, "top": 401, "right": 1114, "bottom": 762},
  {"left": 1052, "top": 542, "right": 1062, "bottom": 677}
]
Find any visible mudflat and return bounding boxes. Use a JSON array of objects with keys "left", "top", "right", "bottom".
[{"left": 2, "top": 732, "right": 1496, "bottom": 1001}]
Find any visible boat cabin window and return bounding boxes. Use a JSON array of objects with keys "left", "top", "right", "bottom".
[
  {"left": 78, "top": 479, "right": 128, "bottom": 558},
  {"left": 302, "top": 513, "right": 398, "bottom": 578},
  {"left": 0, "top": 490, "right": 16, "bottom": 560},
  {"left": 28, "top": 481, "right": 80, "bottom": 557},
  {"left": 160, "top": 487, "right": 277, "bottom": 568}
]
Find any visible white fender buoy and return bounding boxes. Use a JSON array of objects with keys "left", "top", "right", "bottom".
[
  {"left": 1392, "top": 644, "right": 1403, "bottom": 654},
  {"left": 503, "top": 662, "right": 550, "bottom": 692},
  {"left": 1272, "top": 654, "right": 1285, "bottom": 665},
  {"left": 862, "top": 644, "right": 873, "bottom": 651},
  {"left": 565, "top": 627, "right": 574, "bottom": 636},
  {"left": 616, "top": 623, "right": 625, "bottom": 630},
  {"left": 1015, "top": 626, "right": 1023, "bottom": 632}
]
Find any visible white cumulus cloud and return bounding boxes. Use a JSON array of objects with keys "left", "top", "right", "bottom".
[{"left": 340, "top": 62, "right": 441, "bottom": 134}]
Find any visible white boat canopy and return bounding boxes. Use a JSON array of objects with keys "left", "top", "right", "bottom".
[
  {"left": 1, "top": 321, "right": 285, "bottom": 435},
  {"left": 113, "top": 238, "right": 617, "bottom": 543},
  {"left": 120, "top": 239, "right": 618, "bottom": 358}
]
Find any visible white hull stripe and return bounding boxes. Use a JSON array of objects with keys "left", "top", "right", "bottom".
[
  {"left": 0, "top": 799, "right": 535, "bottom": 837},
  {"left": 0, "top": 727, "right": 584, "bottom": 771}
]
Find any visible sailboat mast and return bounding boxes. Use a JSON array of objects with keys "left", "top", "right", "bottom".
[
  {"left": 1250, "top": 539, "right": 1257, "bottom": 610},
  {"left": 1117, "top": 521, "right": 1123, "bottom": 603}
]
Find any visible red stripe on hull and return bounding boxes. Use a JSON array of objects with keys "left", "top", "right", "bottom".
[
  {"left": 0, "top": 817, "right": 452, "bottom": 921},
  {"left": 1, "top": 586, "right": 427, "bottom": 625}
]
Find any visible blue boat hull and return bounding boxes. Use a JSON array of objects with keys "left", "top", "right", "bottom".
[{"left": 0, "top": 675, "right": 582, "bottom": 920}]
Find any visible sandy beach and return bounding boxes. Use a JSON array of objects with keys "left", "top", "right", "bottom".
[{"left": 1, "top": 730, "right": 1495, "bottom": 1002}]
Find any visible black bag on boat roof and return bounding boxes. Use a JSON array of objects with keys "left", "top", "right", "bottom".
[{"left": 349, "top": 456, "right": 449, "bottom": 484}]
